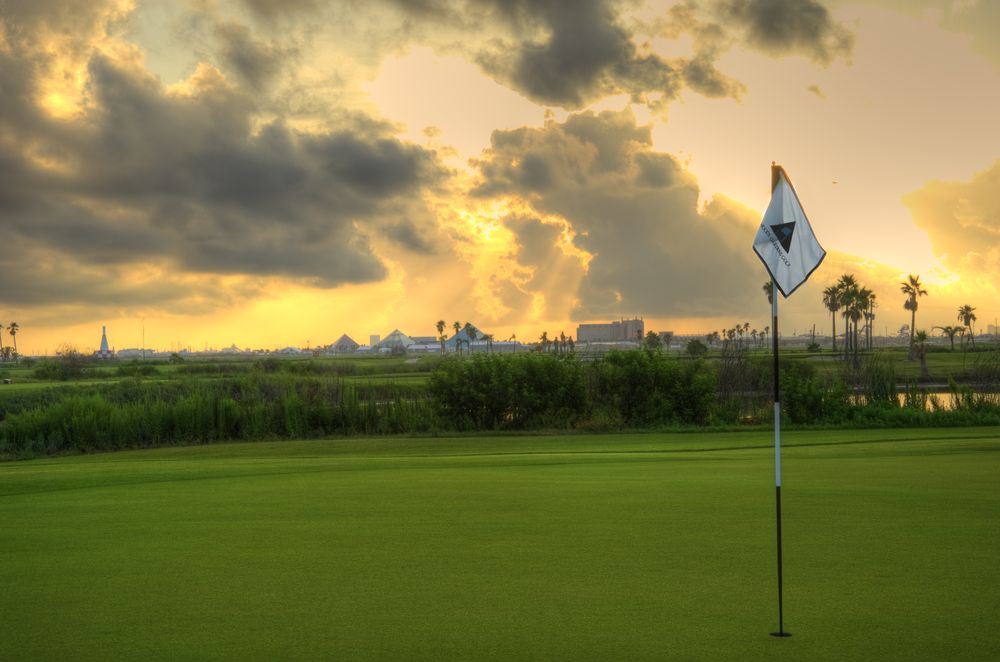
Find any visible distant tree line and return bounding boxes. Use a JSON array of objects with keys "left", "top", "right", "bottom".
[{"left": 4, "top": 349, "right": 1000, "bottom": 458}]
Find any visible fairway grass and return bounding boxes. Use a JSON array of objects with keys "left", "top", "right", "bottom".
[{"left": 2, "top": 429, "right": 998, "bottom": 661}]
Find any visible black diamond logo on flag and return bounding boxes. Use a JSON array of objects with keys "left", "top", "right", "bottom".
[{"left": 770, "top": 222, "right": 795, "bottom": 253}]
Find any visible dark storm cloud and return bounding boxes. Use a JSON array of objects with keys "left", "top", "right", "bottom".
[
  {"left": 0, "top": 43, "right": 446, "bottom": 310},
  {"left": 478, "top": 0, "right": 680, "bottom": 108},
  {"left": 381, "top": 220, "right": 437, "bottom": 255},
  {"left": 504, "top": 216, "right": 562, "bottom": 268},
  {"left": 717, "top": 0, "right": 853, "bottom": 63},
  {"left": 663, "top": 0, "right": 853, "bottom": 66},
  {"left": 230, "top": 0, "right": 846, "bottom": 110},
  {"left": 474, "top": 109, "right": 764, "bottom": 318},
  {"left": 390, "top": 0, "right": 844, "bottom": 105},
  {"left": 464, "top": 0, "right": 685, "bottom": 108},
  {"left": 239, "top": 0, "right": 320, "bottom": 20},
  {"left": 215, "top": 22, "right": 298, "bottom": 90}
]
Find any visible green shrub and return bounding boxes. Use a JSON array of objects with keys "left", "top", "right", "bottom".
[{"left": 429, "top": 353, "right": 586, "bottom": 430}]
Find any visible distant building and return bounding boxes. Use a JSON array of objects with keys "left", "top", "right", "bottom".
[
  {"left": 576, "top": 318, "right": 644, "bottom": 344},
  {"left": 377, "top": 329, "right": 415, "bottom": 351},
  {"left": 94, "top": 325, "right": 115, "bottom": 359},
  {"left": 331, "top": 334, "right": 360, "bottom": 353},
  {"left": 444, "top": 323, "right": 488, "bottom": 352}
]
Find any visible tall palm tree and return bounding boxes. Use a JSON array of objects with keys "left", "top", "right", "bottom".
[
  {"left": 900, "top": 275, "right": 927, "bottom": 359},
  {"left": 762, "top": 280, "right": 774, "bottom": 305},
  {"left": 452, "top": 321, "right": 461, "bottom": 355},
  {"left": 436, "top": 320, "right": 446, "bottom": 354},
  {"left": 957, "top": 304, "right": 977, "bottom": 349},
  {"left": 7, "top": 322, "right": 18, "bottom": 360},
  {"left": 854, "top": 287, "right": 872, "bottom": 358},
  {"left": 0, "top": 323, "right": 4, "bottom": 359},
  {"left": 864, "top": 292, "right": 877, "bottom": 350},
  {"left": 822, "top": 284, "right": 840, "bottom": 352},
  {"left": 913, "top": 330, "right": 930, "bottom": 379},
  {"left": 463, "top": 322, "right": 475, "bottom": 353},
  {"left": 837, "top": 275, "right": 859, "bottom": 358}
]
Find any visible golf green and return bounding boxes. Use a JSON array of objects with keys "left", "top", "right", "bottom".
[{"left": 2, "top": 429, "right": 998, "bottom": 660}]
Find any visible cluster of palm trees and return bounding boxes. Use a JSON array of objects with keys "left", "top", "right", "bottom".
[
  {"left": 0, "top": 322, "right": 20, "bottom": 361},
  {"left": 820, "top": 274, "right": 877, "bottom": 360},
  {"left": 816, "top": 273, "right": 981, "bottom": 360},
  {"left": 436, "top": 320, "right": 495, "bottom": 355},
  {"left": 709, "top": 322, "right": 770, "bottom": 350},
  {"left": 935, "top": 305, "right": 979, "bottom": 351},
  {"left": 538, "top": 331, "right": 573, "bottom": 353}
]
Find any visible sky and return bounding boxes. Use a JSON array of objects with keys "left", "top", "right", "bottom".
[{"left": 2, "top": 0, "right": 999, "bottom": 354}]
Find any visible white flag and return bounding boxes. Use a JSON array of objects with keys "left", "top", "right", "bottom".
[{"left": 753, "top": 167, "right": 826, "bottom": 297}]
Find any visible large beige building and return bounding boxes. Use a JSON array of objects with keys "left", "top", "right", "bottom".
[{"left": 576, "top": 318, "right": 644, "bottom": 343}]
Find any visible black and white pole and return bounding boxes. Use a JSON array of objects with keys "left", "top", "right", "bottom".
[{"left": 769, "top": 279, "right": 789, "bottom": 637}]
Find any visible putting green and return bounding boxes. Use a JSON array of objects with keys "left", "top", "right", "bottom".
[{"left": 2, "top": 429, "right": 998, "bottom": 660}]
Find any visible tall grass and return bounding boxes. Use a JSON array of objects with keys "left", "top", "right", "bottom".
[
  {"left": 4, "top": 350, "right": 1000, "bottom": 457},
  {"left": 0, "top": 374, "right": 434, "bottom": 457}
]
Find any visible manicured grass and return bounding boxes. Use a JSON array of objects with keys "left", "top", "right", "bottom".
[{"left": 2, "top": 429, "right": 998, "bottom": 660}]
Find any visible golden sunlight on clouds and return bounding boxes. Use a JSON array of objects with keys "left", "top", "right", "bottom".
[
  {"left": 24, "top": 1, "right": 139, "bottom": 119},
  {"left": 433, "top": 194, "right": 593, "bottom": 325},
  {"left": 4, "top": 0, "right": 999, "bottom": 354},
  {"left": 649, "top": 4, "right": 1000, "bottom": 277}
]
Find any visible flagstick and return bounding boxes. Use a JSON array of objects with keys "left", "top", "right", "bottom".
[{"left": 770, "top": 279, "right": 790, "bottom": 637}]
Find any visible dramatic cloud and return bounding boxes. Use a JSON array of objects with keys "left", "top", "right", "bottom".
[
  {"left": 472, "top": 0, "right": 686, "bottom": 108},
  {"left": 0, "top": 9, "right": 447, "bottom": 313},
  {"left": 214, "top": 21, "right": 299, "bottom": 91},
  {"left": 472, "top": 109, "right": 765, "bottom": 319},
  {"left": 230, "top": 0, "right": 754, "bottom": 109},
  {"left": 660, "top": 0, "right": 853, "bottom": 69},
  {"left": 904, "top": 160, "right": 1000, "bottom": 293},
  {"left": 717, "top": 0, "right": 853, "bottom": 63}
]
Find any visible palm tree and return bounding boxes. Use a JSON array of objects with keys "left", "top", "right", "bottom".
[
  {"left": 957, "top": 305, "right": 977, "bottom": 349},
  {"left": 7, "top": 322, "right": 18, "bottom": 360},
  {"left": 863, "top": 292, "right": 877, "bottom": 350},
  {"left": 539, "top": 331, "right": 549, "bottom": 352},
  {"left": 854, "top": 287, "right": 872, "bottom": 359},
  {"left": 762, "top": 280, "right": 774, "bottom": 305},
  {"left": 0, "top": 323, "right": 4, "bottom": 360},
  {"left": 913, "top": 330, "right": 930, "bottom": 379},
  {"left": 822, "top": 285, "right": 840, "bottom": 352},
  {"left": 463, "top": 322, "right": 476, "bottom": 353},
  {"left": 900, "top": 274, "right": 927, "bottom": 359},
  {"left": 836, "top": 275, "right": 859, "bottom": 358},
  {"left": 452, "top": 321, "right": 461, "bottom": 355},
  {"left": 436, "top": 320, "right": 446, "bottom": 354},
  {"left": 934, "top": 325, "right": 962, "bottom": 351}
]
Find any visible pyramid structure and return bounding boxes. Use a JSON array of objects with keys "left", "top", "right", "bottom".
[
  {"left": 378, "top": 329, "right": 415, "bottom": 349},
  {"left": 331, "top": 334, "right": 359, "bottom": 352}
]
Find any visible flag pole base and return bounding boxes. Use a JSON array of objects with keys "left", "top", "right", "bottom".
[{"left": 770, "top": 632, "right": 792, "bottom": 638}]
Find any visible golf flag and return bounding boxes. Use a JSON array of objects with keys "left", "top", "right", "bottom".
[{"left": 752, "top": 167, "right": 826, "bottom": 297}]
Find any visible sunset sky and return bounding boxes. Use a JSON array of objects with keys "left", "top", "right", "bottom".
[{"left": 2, "top": 0, "right": 999, "bottom": 354}]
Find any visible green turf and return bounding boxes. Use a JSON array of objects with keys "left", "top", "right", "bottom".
[{"left": 2, "top": 429, "right": 998, "bottom": 661}]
